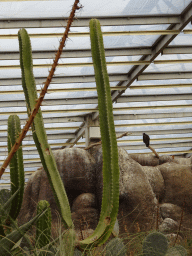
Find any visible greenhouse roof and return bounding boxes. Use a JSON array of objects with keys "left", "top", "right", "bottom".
[{"left": 1, "top": 0, "right": 192, "bottom": 189}]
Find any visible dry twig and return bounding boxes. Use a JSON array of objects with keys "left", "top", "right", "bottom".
[{"left": 84, "top": 131, "right": 132, "bottom": 150}]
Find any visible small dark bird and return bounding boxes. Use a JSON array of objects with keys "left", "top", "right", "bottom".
[{"left": 143, "top": 133, "right": 150, "bottom": 147}]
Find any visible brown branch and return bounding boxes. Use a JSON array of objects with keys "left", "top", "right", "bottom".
[
  {"left": 84, "top": 132, "right": 132, "bottom": 150},
  {"left": 148, "top": 145, "right": 159, "bottom": 159},
  {"left": 0, "top": 0, "right": 80, "bottom": 179}
]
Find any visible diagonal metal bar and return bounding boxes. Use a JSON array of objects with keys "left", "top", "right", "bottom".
[{"left": 64, "top": 2, "right": 192, "bottom": 148}]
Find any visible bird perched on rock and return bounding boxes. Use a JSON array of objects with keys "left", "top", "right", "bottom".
[{"left": 143, "top": 133, "right": 150, "bottom": 147}]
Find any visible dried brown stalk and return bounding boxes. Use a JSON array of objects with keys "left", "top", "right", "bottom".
[
  {"left": 148, "top": 145, "right": 159, "bottom": 159},
  {"left": 156, "top": 196, "right": 160, "bottom": 231},
  {"left": 173, "top": 195, "right": 186, "bottom": 246},
  {"left": 0, "top": 0, "right": 80, "bottom": 179},
  {"left": 84, "top": 131, "right": 132, "bottom": 150}
]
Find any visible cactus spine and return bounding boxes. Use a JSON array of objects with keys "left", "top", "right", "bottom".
[
  {"left": 18, "top": 28, "right": 73, "bottom": 229},
  {"left": 36, "top": 200, "right": 52, "bottom": 249},
  {"left": 7, "top": 115, "right": 24, "bottom": 220},
  {"left": 79, "top": 19, "right": 119, "bottom": 248}
]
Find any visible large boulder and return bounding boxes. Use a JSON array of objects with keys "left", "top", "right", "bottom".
[
  {"left": 17, "top": 144, "right": 192, "bottom": 243},
  {"left": 142, "top": 165, "right": 165, "bottom": 200},
  {"left": 89, "top": 145, "right": 157, "bottom": 234},
  {"left": 17, "top": 148, "right": 96, "bottom": 233},
  {"left": 159, "top": 162, "right": 192, "bottom": 213}
]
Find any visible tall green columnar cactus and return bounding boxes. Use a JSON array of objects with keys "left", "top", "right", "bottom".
[
  {"left": 18, "top": 28, "right": 73, "bottom": 230},
  {"left": 36, "top": 200, "right": 52, "bottom": 249},
  {"left": 7, "top": 115, "right": 24, "bottom": 221},
  {"left": 79, "top": 19, "right": 120, "bottom": 248}
]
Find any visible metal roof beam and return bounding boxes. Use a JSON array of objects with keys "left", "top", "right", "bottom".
[
  {"left": 0, "top": 133, "right": 75, "bottom": 143},
  {"left": 0, "top": 92, "right": 192, "bottom": 108},
  {"left": 2, "top": 45, "right": 192, "bottom": 61},
  {"left": 0, "top": 116, "right": 83, "bottom": 126},
  {"left": 64, "top": 122, "right": 86, "bottom": 148},
  {"left": 0, "top": 15, "right": 180, "bottom": 29},
  {"left": 138, "top": 72, "right": 192, "bottom": 81},
  {"left": 91, "top": 2, "right": 192, "bottom": 121},
  {"left": 1, "top": 103, "right": 192, "bottom": 117},
  {"left": 0, "top": 47, "right": 151, "bottom": 60},
  {"left": 117, "top": 93, "right": 192, "bottom": 103},
  {"left": 0, "top": 74, "right": 128, "bottom": 86},
  {"left": 113, "top": 112, "right": 192, "bottom": 120},
  {"left": 2, "top": 45, "right": 191, "bottom": 62},
  {"left": 163, "top": 45, "right": 192, "bottom": 55},
  {"left": 110, "top": 2, "right": 192, "bottom": 102}
]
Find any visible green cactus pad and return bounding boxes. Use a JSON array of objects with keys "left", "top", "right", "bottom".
[
  {"left": 74, "top": 249, "right": 82, "bottom": 256},
  {"left": 105, "top": 238, "right": 127, "bottom": 256},
  {"left": 143, "top": 231, "right": 168, "bottom": 256},
  {"left": 166, "top": 245, "right": 187, "bottom": 256}
]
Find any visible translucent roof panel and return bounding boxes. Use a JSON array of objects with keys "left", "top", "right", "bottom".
[{"left": 0, "top": 0, "right": 191, "bottom": 18}]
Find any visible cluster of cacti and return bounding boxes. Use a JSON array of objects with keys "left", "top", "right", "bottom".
[
  {"left": 142, "top": 231, "right": 188, "bottom": 256},
  {"left": 0, "top": 114, "right": 53, "bottom": 255},
  {"left": 0, "top": 15, "right": 120, "bottom": 255},
  {"left": 0, "top": 3, "right": 188, "bottom": 255}
]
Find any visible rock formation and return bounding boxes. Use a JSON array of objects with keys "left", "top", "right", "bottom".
[{"left": 17, "top": 146, "right": 192, "bottom": 244}]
